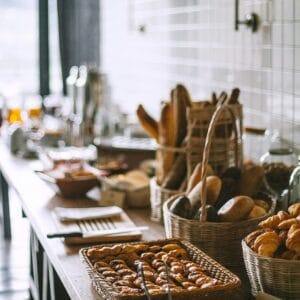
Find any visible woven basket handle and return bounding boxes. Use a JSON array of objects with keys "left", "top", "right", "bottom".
[{"left": 200, "top": 104, "right": 240, "bottom": 223}]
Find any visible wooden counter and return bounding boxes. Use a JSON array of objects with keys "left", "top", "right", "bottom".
[{"left": 0, "top": 141, "right": 248, "bottom": 299}]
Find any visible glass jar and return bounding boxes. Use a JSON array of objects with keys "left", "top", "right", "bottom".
[{"left": 260, "top": 132, "right": 298, "bottom": 196}]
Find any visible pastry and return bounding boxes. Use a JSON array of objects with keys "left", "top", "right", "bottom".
[
  {"left": 286, "top": 224, "right": 300, "bottom": 254},
  {"left": 277, "top": 210, "right": 291, "bottom": 221},
  {"left": 217, "top": 196, "right": 254, "bottom": 222},
  {"left": 162, "top": 243, "right": 181, "bottom": 252},
  {"left": 253, "top": 231, "right": 280, "bottom": 257},
  {"left": 278, "top": 218, "right": 299, "bottom": 230},
  {"left": 288, "top": 203, "right": 300, "bottom": 217},
  {"left": 245, "top": 229, "right": 265, "bottom": 249},
  {"left": 258, "top": 215, "right": 281, "bottom": 229}
]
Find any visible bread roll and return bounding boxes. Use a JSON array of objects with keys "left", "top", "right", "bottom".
[
  {"left": 247, "top": 205, "right": 266, "bottom": 219},
  {"left": 187, "top": 176, "right": 222, "bottom": 209},
  {"left": 217, "top": 196, "right": 254, "bottom": 222},
  {"left": 186, "top": 163, "right": 214, "bottom": 194},
  {"left": 254, "top": 199, "right": 270, "bottom": 212}
]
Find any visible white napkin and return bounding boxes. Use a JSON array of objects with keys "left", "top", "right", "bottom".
[{"left": 54, "top": 206, "right": 122, "bottom": 221}]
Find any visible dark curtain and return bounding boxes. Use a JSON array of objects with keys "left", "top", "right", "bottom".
[{"left": 57, "top": 0, "right": 100, "bottom": 95}]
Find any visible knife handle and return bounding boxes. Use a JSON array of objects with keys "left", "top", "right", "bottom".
[{"left": 47, "top": 231, "right": 83, "bottom": 238}]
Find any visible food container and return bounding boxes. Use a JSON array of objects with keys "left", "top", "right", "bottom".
[
  {"left": 101, "top": 170, "right": 150, "bottom": 208},
  {"left": 80, "top": 238, "right": 241, "bottom": 300},
  {"left": 37, "top": 165, "right": 101, "bottom": 198},
  {"left": 242, "top": 240, "right": 300, "bottom": 299}
]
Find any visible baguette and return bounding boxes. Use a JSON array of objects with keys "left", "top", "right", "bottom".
[
  {"left": 136, "top": 104, "right": 159, "bottom": 141},
  {"left": 158, "top": 101, "right": 176, "bottom": 182},
  {"left": 161, "top": 152, "right": 186, "bottom": 190},
  {"left": 228, "top": 87, "right": 240, "bottom": 104},
  {"left": 173, "top": 85, "right": 191, "bottom": 146}
]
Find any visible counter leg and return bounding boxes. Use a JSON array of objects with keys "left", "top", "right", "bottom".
[{"left": 0, "top": 171, "right": 11, "bottom": 239}]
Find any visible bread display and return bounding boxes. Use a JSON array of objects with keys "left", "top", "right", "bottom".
[
  {"left": 83, "top": 240, "right": 230, "bottom": 298},
  {"left": 169, "top": 161, "right": 271, "bottom": 222},
  {"left": 245, "top": 205, "right": 300, "bottom": 259}
]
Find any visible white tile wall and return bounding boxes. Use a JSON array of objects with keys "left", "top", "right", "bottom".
[{"left": 100, "top": 0, "right": 300, "bottom": 152}]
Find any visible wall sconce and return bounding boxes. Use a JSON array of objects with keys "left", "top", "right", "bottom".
[{"left": 235, "top": 0, "right": 258, "bottom": 32}]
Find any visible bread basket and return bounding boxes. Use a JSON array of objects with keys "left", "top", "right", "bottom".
[
  {"left": 242, "top": 240, "right": 300, "bottom": 299},
  {"left": 163, "top": 104, "right": 276, "bottom": 275},
  {"left": 80, "top": 238, "right": 241, "bottom": 300},
  {"left": 186, "top": 102, "right": 243, "bottom": 178},
  {"left": 149, "top": 177, "right": 179, "bottom": 223}
]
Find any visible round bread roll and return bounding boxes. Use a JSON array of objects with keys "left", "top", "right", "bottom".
[
  {"left": 254, "top": 199, "right": 270, "bottom": 212},
  {"left": 247, "top": 205, "right": 266, "bottom": 219},
  {"left": 217, "top": 196, "right": 254, "bottom": 222}
]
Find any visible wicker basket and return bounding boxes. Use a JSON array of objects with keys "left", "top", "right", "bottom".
[
  {"left": 242, "top": 241, "right": 300, "bottom": 299},
  {"left": 80, "top": 238, "right": 241, "bottom": 300},
  {"left": 149, "top": 177, "right": 179, "bottom": 223},
  {"left": 186, "top": 103, "right": 243, "bottom": 177},
  {"left": 163, "top": 104, "right": 276, "bottom": 270}
]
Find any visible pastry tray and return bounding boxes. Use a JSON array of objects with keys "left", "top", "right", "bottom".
[
  {"left": 52, "top": 210, "right": 142, "bottom": 245},
  {"left": 80, "top": 238, "right": 241, "bottom": 300}
]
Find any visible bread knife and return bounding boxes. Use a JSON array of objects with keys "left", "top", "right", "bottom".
[{"left": 47, "top": 226, "right": 148, "bottom": 239}]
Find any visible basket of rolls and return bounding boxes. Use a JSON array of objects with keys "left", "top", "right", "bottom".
[
  {"left": 163, "top": 104, "right": 276, "bottom": 276},
  {"left": 242, "top": 203, "right": 300, "bottom": 299},
  {"left": 138, "top": 85, "right": 243, "bottom": 223}
]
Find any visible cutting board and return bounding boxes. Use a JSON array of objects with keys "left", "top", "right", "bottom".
[{"left": 52, "top": 211, "right": 142, "bottom": 245}]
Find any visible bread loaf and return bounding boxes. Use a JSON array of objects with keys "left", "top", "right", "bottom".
[
  {"left": 238, "top": 165, "right": 265, "bottom": 197},
  {"left": 186, "top": 163, "right": 214, "bottom": 194},
  {"left": 136, "top": 104, "right": 158, "bottom": 141},
  {"left": 217, "top": 196, "right": 254, "bottom": 222},
  {"left": 157, "top": 102, "right": 176, "bottom": 182},
  {"left": 187, "top": 176, "right": 222, "bottom": 209}
]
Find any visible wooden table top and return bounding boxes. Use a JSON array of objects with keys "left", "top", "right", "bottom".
[
  {"left": 0, "top": 142, "right": 165, "bottom": 300},
  {"left": 0, "top": 141, "right": 248, "bottom": 300}
]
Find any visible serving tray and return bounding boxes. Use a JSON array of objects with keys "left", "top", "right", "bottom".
[{"left": 80, "top": 238, "right": 241, "bottom": 300}]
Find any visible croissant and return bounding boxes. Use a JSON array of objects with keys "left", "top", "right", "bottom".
[
  {"left": 278, "top": 218, "right": 299, "bottom": 230},
  {"left": 253, "top": 231, "right": 280, "bottom": 257},
  {"left": 245, "top": 229, "right": 265, "bottom": 249},
  {"left": 277, "top": 210, "right": 291, "bottom": 221},
  {"left": 286, "top": 224, "right": 300, "bottom": 254},
  {"left": 288, "top": 203, "right": 300, "bottom": 217},
  {"left": 258, "top": 215, "right": 280, "bottom": 229}
]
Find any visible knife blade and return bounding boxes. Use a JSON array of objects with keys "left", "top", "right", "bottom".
[{"left": 47, "top": 226, "right": 149, "bottom": 239}]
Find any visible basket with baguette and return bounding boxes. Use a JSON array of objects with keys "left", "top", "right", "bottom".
[
  {"left": 137, "top": 85, "right": 243, "bottom": 223},
  {"left": 163, "top": 104, "right": 276, "bottom": 280},
  {"left": 242, "top": 203, "right": 300, "bottom": 299}
]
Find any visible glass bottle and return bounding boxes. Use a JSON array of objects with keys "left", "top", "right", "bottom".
[{"left": 260, "top": 132, "right": 298, "bottom": 196}]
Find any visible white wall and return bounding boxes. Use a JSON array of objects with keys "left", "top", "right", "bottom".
[{"left": 100, "top": 0, "right": 300, "bottom": 151}]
